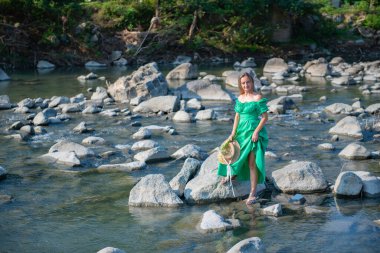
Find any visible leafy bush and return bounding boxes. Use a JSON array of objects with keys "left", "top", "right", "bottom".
[{"left": 364, "top": 13, "right": 380, "bottom": 29}]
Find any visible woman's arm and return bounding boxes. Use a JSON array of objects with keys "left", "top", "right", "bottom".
[
  {"left": 251, "top": 112, "right": 268, "bottom": 142},
  {"left": 228, "top": 113, "right": 240, "bottom": 141}
]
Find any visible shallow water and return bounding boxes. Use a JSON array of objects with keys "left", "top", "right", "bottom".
[{"left": 0, "top": 64, "right": 379, "bottom": 253}]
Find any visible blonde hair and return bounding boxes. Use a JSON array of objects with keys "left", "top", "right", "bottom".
[{"left": 238, "top": 72, "right": 255, "bottom": 95}]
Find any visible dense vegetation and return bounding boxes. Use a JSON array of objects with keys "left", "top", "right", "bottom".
[{"left": 0, "top": 0, "right": 379, "bottom": 67}]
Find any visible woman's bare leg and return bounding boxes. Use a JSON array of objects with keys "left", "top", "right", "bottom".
[{"left": 246, "top": 151, "right": 258, "bottom": 204}]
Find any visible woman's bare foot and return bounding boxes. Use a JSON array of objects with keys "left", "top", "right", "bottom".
[
  {"left": 220, "top": 175, "right": 237, "bottom": 185},
  {"left": 246, "top": 192, "right": 257, "bottom": 205}
]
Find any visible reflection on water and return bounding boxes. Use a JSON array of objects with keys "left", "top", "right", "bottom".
[{"left": 0, "top": 65, "right": 379, "bottom": 252}]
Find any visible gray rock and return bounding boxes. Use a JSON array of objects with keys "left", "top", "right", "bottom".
[
  {"left": 128, "top": 174, "right": 183, "bottom": 207},
  {"left": 131, "top": 140, "right": 159, "bottom": 151},
  {"left": 107, "top": 62, "right": 168, "bottom": 102},
  {"left": 263, "top": 58, "right": 288, "bottom": 73},
  {"left": 333, "top": 171, "right": 363, "bottom": 197},
  {"left": 328, "top": 116, "right": 363, "bottom": 139},
  {"left": 173, "top": 111, "right": 192, "bottom": 122},
  {"left": 324, "top": 103, "right": 353, "bottom": 114},
  {"left": 134, "top": 147, "right": 170, "bottom": 163},
  {"left": 97, "top": 246, "right": 126, "bottom": 253},
  {"left": 60, "top": 103, "right": 83, "bottom": 113},
  {"left": 195, "top": 109, "right": 214, "bottom": 120},
  {"left": 91, "top": 86, "right": 109, "bottom": 101},
  {"left": 133, "top": 95, "right": 179, "bottom": 114},
  {"left": 184, "top": 152, "right": 265, "bottom": 204},
  {"left": 48, "top": 96, "right": 70, "bottom": 108},
  {"left": 132, "top": 128, "right": 152, "bottom": 140},
  {"left": 365, "top": 103, "right": 380, "bottom": 114},
  {"left": 271, "top": 161, "right": 328, "bottom": 193},
  {"left": 85, "top": 61, "right": 107, "bottom": 67},
  {"left": 199, "top": 210, "right": 240, "bottom": 233},
  {"left": 18, "top": 98, "right": 35, "bottom": 108},
  {"left": 166, "top": 63, "right": 198, "bottom": 80},
  {"left": 0, "top": 68, "right": 10, "bottom": 81},
  {"left": 172, "top": 55, "right": 192, "bottom": 65},
  {"left": 318, "top": 143, "right": 335, "bottom": 150},
  {"left": 40, "top": 151, "right": 81, "bottom": 167},
  {"left": 8, "top": 121, "right": 24, "bottom": 130},
  {"left": 227, "top": 237, "right": 265, "bottom": 253},
  {"left": 97, "top": 161, "right": 146, "bottom": 172},
  {"left": 0, "top": 95, "right": 12, "bottom": 109},
  {"left": 48, "top": 140, "right": 94, "bottom": 158},
  {"left": 82, "top": 136, "right": 106, "bottom": 145},
  {"left": 37, "top": 60, "right": 55, "bottom": 69},
  {"left": 73, "top": 122, "right": 94, "bottom": 134},
  {"left": 260, "top": 204, "right": 282, "bottom": 217},
  {"left": 82, "top": 105, "right": 102, "bottom": 114},
  {"left": 353, "top": 171, "right": 380, "bottom": 198},
  {"left": 171, "top": 144, "right": 208, "bottom": 160},
  {"left": 169, "top": 158, "right": 201, "bottom": 197},
  {"left": 176, "top": 79, "right": 233, "bottom": 101},
  {"left": 338, "top": 143, "right": 370, "bottom": 160},
  {"left": 33, "top": 108, "right": 57, "bottom": 126}
]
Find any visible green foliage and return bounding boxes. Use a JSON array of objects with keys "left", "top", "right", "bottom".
[{"left": 364, "top": 13, "right": 380, "bottom": 29}]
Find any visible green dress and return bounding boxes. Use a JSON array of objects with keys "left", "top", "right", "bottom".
[{"left": 217, "top": 98, "right": 269, "bottom": 183}]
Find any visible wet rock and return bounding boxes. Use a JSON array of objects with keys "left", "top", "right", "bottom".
[
  {"left": 131, "top": 140, "right": 159, "bottom": 151},
  {"left": 173, "top": 55, "right": 192, "bottom": 65},
  {"left": 97, "top": 161, "right": 146, "bottom": 172},
  {"left": 8, "top": 121, "right": 24, "bottom": 130},
  {"left": 184, "top": 152, "right": 265, "bottom": 204},
  {"left": 173, "top": 111, "right": 192, "bottom": 122},
  {"left": 91, "top": 87, "right": 109, "bottom": 101},
  {"left": 107, "top": 62, "right": 168, "bottom": 102},
  {"left": 176, "top": 79, "right": 233, "bottom": 101},
  {"left": 37, "top": 60, "right": 55, "bottom": 69},
  {"left": 48, "top": 96, "right": 70, "bottom": 108},
  {"left": 130, "top": 96, "right": 143, "bottom": 106},
  {"left": 134, "top": 147, "right": 170, "bottom": 163},
  {"left": 171, "top": 144, "right": 208, "bottom": 160},
  {"left": 20, "top": 125, "right": 34, "bottom": 135},
  {"left": 353, "top": 171, "right": 380, "bottom": 198},
  {"left": 128, "top": 174, "right": 183, "bottom": 207},
  {"left": 166, "top": 62, "right": 198, "bottom": 80},
  {"left": 60, "top": 103, "right": 83, "bottom": 113},
  {"left": 82, "top": 136, "right": 106, "bottom": 145},
  {"left": 199, "top": 210, "right": 240, "bottom": 233},
  {"left": 271, "top": 161, "right": 328, "bottom": 193},
  {"left": 0, "top": 68, "right": 10, "bottom": 81},
  {"left": 132, "top": 128, "right": 152, "bottom": 140},
  {"left": 113, "top": 57, "right": 128, "bottom": 66},
  {"left": 33, "top": 108, "right": 57, "bottom": 126},
  {"left": 85, "top": 61, "right": 107, "bottom": 67},
  {"left": 97, "top": 246, "right": 126, "bottom": 253},
  {"left": 263, "top": 58, "right": 288, "bottom": 73},
  {"left": 0, "top": 95, "right": 12, "bottom": 109},
  {"left": 226, "top": 237, "right": 265, "bottom": 253},
  {"left": 260, "top": 204, "right": 282, "bottom": 217},
  {"left": 133, "top": 95, "right": 179, "bottom": 114},
  {"left": 304, "top": 206, "right": 328, "bottom": 215},
  {"left": 333, "top": 171, "right": 363, "bottom": 197},
  {"left": 169, "top": 158, "right": 201, "bottom": 197},
  {"left": 324, "top": 103, "right": 353, "bottom": 114},
  {"left": 0, "top": 166, "right": 7, "bottom": 179},
  {"left": 48, "top": 140, "right": 95, "bottom": 158},
  {"left": 318, "top": 143, "right": 335, "bottom": 150},
  {"left": 40, "top": 151, "right": 81, "bottom": 167},
  {"left": 18, "top": 98, "right": 35, "bottom": 108},
  {"left": 365, "top": 103, "right": 380, "bottom": 114},
  {"left": 82, "top": 105, "right": 102, "bottom": 114},
  {"left": 195, "top": 109, "right": 214, "bottom": 121},
  {"left": 328, "top": 116, "right": 363, "bottom": 139},
  {"left": 338, "top": 143, "right": 370, "bottom": 160},
  {"left": 73, "top": 122, "right": 94, "bottom": 133},
  {"left": 265, "top": 151, "right": 278, "bottom": 159}
]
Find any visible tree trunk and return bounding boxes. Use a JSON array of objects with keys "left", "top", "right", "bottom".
[{"left": 188, "top": 10, "right": 198, "bottom": 40}]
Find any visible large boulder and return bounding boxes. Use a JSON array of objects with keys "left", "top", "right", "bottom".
[
  {"left": 199, "top": 210, "right": 240, "bottom": 233},
  {"left": 263, "top": 58, "right": 288, "bottom": 73},
  {"left": 0, "top": 95, "right": 12, "bottom": 109},
  {"left": 107, "top": 62, "right": 168, "bottom": 102},
  {"left": 333, "top": 171, "right": 363, "bottom": 197},
  {"left": 166, "top": 63, "right": 198, "bottom": 80},
  {"left": 0, "top": 68, "right": 11, "bottom": 81},
  {"left": 267, "top": 96, "right": 296, "bottom": 114},
  {"left": 224, "top": 68, "right": 261, "bottom": 89},
  {"left": 338, "top": 143, "right": 370, "bottom": 160},
  {"left": 176, "top": 79, "right": 233, "bottom": 101},
  {"left": 133, "top": 95, "right": 179, "bottom": 113},
  {"left": 169, "top": 158, "right": 202, "bottom": 197},
  {"left": 48, "top": 140, "right": 95, "bottom": 158},
  {"left": 271, "top": 161, "right": 328, "bottom": 193},
  {"left": 227, "top": 237, "right": 265, "bottom": 253},
  {"left": 353, "top": 171, "right": 380, "bottom": 198},
  {"left": 183, "top": 152, "right": 266, "bottom": 204},
  {"left": 128, "top": 174, "right": 183, "bottom": 207},
  {"left": 328, "top": 116, "right": 363, "bottom": 139},
  {"left": 365, "top": 103, "right": 380, "bottom": 114}
]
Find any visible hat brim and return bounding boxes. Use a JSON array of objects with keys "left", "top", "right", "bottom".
[{"left": 218, "top": 140, "right": 240, "bottom": 165}]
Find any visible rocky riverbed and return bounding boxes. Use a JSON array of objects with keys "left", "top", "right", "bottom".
[{"left": 0, "top": 57, "right": 379, "bottom": 252}]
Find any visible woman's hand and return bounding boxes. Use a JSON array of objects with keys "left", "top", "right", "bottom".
[
  {"left": 251, "top": 131, "right": 259, "bottom": 142},
  {"left": 228, "top": 133, "right": 235, "bottom": 141}
]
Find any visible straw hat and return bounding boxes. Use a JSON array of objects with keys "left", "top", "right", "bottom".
[{"left": 217, "top": 140, "right": 241, "bottom": 165}]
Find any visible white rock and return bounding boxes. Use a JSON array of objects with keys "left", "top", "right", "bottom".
[
  {"left": 328, "top": 116, "right": 363, "bottom": 139},
  {"left": 338, "top": 143, "right": 370, "bottom": 160},
  {"left": 82, "top": 136, "right": 106, "bottom": 145},
  {"left": 97, "top": 161, "right": 146, "bottom": 172},
  {"left": 195, "top": 109, "right": 214, "bottom": 120},
  {"left": 128, "top": 174, "right": 183, "bottom": 207},
  {"left": 333, "top": 171, "right": 363, "bottom": 197},
  {"left": 318, "top": 143, "right": 335, "bottom": 150},
  {"left": 97, "top": 246, "right": 126, "bottom": 253},
  {"left": 134, "top": 147, "right": 170, "bottom": 163},
  {"left": 131, "top": 140, "right": 159, "bottom": 151},
  {"left": 173, "top": 110, "right": 192, "bottom": 122},
  {"left": 37, "top": 60, "right": 55, "bottom": 69},
  {"left": 260, "top": 203, "right": 282, "bottom": 217},
  {"left": 199, "top": 210, "right": 240, "bottom": 233},
  {"left": 353, "top": 171, "right": 380, "bottom": 198},
  {"left": 0, "top": 68, "right": 10, "bottom": 81},
  {"left": 169, "top": 158, "right": 202, "bottom": 197},
  {"left": 226, "top": 237, "right": 265, "bottom": 253}
]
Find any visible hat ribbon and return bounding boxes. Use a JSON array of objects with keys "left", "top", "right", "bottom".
[{"left": 221, "top": 154, "right": 236, "bottom": 197}]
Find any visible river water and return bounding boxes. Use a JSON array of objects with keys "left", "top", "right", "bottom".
[{"left": 0, "top": 63, "right": 379, "bottom": 253}]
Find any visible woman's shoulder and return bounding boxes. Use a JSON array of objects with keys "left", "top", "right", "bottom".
[{"left": 253, "top": 94, "right": 263, "bottom": 101}]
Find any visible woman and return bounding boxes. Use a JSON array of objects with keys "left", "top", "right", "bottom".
[{"left": 217, "top": 72, "right": 269, "bottom": 205}]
